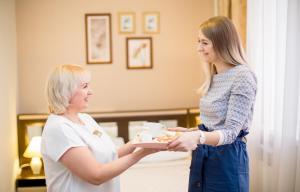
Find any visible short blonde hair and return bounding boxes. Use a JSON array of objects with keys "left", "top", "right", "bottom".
[
  {"left": 198, "top": 16, "right": 246, "bottom": 97},
  {"left": 46, "top": 64, "right": 91, "bottom": 114}
]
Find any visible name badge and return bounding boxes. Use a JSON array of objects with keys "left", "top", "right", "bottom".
[{"left": 92, "top": 129, "right": 102, "bottom": 137}]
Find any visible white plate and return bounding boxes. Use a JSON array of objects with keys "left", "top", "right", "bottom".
[{"left": 132, "top": 141, "right": 168, "bottom": 149}]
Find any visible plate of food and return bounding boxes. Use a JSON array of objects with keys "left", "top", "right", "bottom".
[{"left": 132, "top": 130, "right": 181, "bottom": 149}]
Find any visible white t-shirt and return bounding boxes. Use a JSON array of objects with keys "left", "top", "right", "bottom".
[{"left": 41, "top": 113, "right": 120, "bottom": 192}]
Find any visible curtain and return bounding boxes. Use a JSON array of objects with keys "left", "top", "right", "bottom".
[
  {"left": 247, "top": 0, "right": 300, "bottom": 191},
  {"left": 215, "top": 0, "right": 247, "bottom": 48}
]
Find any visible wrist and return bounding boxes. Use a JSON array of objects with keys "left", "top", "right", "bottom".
[
  {"left": 134, "top": 148, "right": 151, "bottom": 158},
  {"left": 199, "top": 130, "right": 206, "bottom": 144},
  {"left": 128, "top": 142, "right": 136, "bottom": 151},
  {"left": 132, "top": 150, "right": 145, "bottom": 161},
  {"left": 193, "top": 131, "right": 201, "bottom": 144}
]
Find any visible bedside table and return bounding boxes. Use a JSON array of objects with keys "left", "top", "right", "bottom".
[{"left": 16, "top": 166, "right": 46, "bottom": 192}]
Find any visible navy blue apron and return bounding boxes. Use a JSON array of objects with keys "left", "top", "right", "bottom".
[{"left": 188, "top": 124, "right": 249, "bottom": 192}]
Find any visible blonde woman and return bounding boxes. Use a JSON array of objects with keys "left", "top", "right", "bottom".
[
  {"left": 167, "top": 16, "right": 257, "bottom": 192},
  {"left": 41, "top": 64, "right": 157, "bottom": 192}
]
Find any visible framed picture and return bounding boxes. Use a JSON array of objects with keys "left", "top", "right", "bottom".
[
  {"left": 143, "top": 12, "right": 160, "bottom": 34},
  {"left": 126, "top": 37, "right": 153, "bottom": 69},
  {"left": 118, "top": 12, "right": 135, "bottom": 34},
  {"left": 85, "top": 13, "right": 112, "bottom": 64}
]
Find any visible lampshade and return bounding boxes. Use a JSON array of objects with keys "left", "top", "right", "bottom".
[
  {"left": 23, "top": 136, "right": 42, "bottom": 175},
  {"left": 23, "top": 136, "right": 42, "bottom": 158}
]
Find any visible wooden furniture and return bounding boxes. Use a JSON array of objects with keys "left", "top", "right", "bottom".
[{"left": 16, "top": 166, "right": 46, "bottom": 192}]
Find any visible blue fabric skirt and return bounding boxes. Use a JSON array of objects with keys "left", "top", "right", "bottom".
[{"left": 188, "top": 124, "right": 249, "bottom": 192}]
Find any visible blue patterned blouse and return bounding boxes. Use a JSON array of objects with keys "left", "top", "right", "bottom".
[{"left": 200, "top": 64, "right": 257, "bottom": 145}]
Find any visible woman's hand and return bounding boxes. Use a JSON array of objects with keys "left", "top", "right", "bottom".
[
  {"left": 167, "top": 131, "right": 201, "bottom": 152},
  {"left": 118, "top": 141, "right": 136, "bottom": 157}
]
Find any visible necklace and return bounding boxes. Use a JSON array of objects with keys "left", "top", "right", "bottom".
[
  {"left": 63, "top": 114, "right": 85, "bottom": 125},
  {"left": 63, "top": 114, "right": 102, "bottom": 137}
]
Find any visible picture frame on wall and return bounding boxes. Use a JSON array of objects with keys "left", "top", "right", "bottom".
[
  {"left": 85, "top": 13, "right": 112, "bottom": 64},
  {"left": 143, "top": 12, "right": 160, "bottom": 34},
  {"left": 118, "top": 12, "right": 135, "bottom": 34},
  {"left": 126, "top": 37, "right": 153, "bottom": 69}
]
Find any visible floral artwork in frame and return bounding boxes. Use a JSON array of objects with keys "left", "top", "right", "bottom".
[
  {"left": 85, "top": 13, "right": 112, "bottom": 64},
  {"left": 126, "top": 37, "right": 153, "bottom": 69},
  {"left": 143, "top": 12, "right": 160, "bottom": 34},
  {"left": 118, "top": 12, "right": 135, "bottom": 34}
]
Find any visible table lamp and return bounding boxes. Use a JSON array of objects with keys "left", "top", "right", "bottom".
[{"left": 23, "top": 136, "right": 42, "bottom": 175}]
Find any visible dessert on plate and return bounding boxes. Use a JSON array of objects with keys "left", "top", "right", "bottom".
[
  {"left": 134, "top": 130, "right": 181, "bottom": 144},
  {"left": 132, "top": 122, "right": 182, "bottom": 149}
]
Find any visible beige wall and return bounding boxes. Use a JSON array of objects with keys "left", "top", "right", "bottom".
[
  {"left": 0, "top": 0, "right": 18, "bottom": 191},
  {"left": 16, "top": 0, "right": 214, "bottom": 114}
]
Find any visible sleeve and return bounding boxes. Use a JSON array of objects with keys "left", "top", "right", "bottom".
[
  {"left": 218, "top": 70, "right": 257, "bottom": 145},
  {"left": 43, "top": 122, "right": 87, "bottom": 162}
]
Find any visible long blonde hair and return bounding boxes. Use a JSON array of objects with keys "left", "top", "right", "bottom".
[{"left": 198, "top": 16, "right": 246, "bottom": 97}]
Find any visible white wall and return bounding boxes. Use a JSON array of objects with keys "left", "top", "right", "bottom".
[
  {"left": 0, "top": 0, "right": 18, "bottom": 191},
  {"left": 16, "top": 0, "right": 214, "bottom": 113}
]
